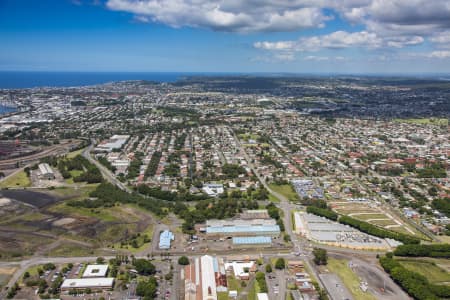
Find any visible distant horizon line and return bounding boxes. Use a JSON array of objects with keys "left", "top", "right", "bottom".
[{"left": 1, "top": 70, "right": 450, "bottom": 77}]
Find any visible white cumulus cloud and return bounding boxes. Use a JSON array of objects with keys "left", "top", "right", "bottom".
[{"left": 106, "top": 0, "right": 331, "bottom": 32}]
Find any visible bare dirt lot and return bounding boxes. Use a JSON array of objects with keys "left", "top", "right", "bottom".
[
  {"left": 0, "top": 188, "right": 158, "bottom": 259},
  {"left": 0, "top": 189, "right": 59, "bottom": 208}
]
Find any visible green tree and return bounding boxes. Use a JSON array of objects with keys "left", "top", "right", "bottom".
[
  {"left": 23, "top": 271, "right": 30, "bottom": 280},
  {"left": 96, "top": 257, "right": 105, "bottom": 264},
  {"left": 275, "top": 258, "right": 286, "bottom": 270},
  {"left": 265, "top": 264, "right": 273, "bottom": 273},
  {"left": 133, "top": 259, "right": 156, "bottom": 275},
  {"left": 313, "top": 248, "right": 328, "bottom": 265},
  {"left": 178, "top": 256, "right": 190, "bottom": 265},
  {"left": 136, "top": 277, "right": 158, "bottom": 298}
]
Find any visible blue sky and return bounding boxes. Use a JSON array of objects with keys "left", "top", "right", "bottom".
[{"left": 1, "top": 0, "right": 450, "bottom": 73}]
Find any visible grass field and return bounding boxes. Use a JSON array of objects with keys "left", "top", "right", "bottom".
[
  {"left": 398, "top": 259, "right": 450, "bottom": 284},
  {"left": 269, "top": 184, "right": 298, "bottom": 201},
  {"left": 394, "top": 118, "right": 448, "bottom": 126},
  {"left": 227, "top": 276, "right": 243, "bottom": 293},
  {"left": 353, "top": 213, "right": 391, "bottom": 221},
  {"left": 332, "top": 202, "right": 426, "bottom": 240},
  {"left": 112, "top": 223, "right": 154, "bottom": 253},
  {"left": 239, "top": 133, "right": 260, "bottom": 142},
  {"left": 67, "top": 148, "right": 85, "bottom": 159},
  {"left": 286, "top": 291, "right": 293, "bottom": 300},
  {"left": 46, "top": 185, "right": 98, "bottom": 200},
  {"left": 247, "top": 279, "right": 257, "bottom": 300},
  {"left": 49, "top": 202, "right": 120, "bottom": 222},
  {"left": 65, "top": 169, "right": 84, "bottom": 184},
  {"left": 327, "top": 258, "right": 377, "bottom": 300},
  {"left": 0, "top": 171, "right": 31, "bottom": 188},
  {"left": 369, "top": 219, "right": 398, "bottom": 226},
  {"left": 268, "top": 194, "right": 280, "bottom": 203},
  {"left": 0, "top": 266, "right": 17, "bottom": 288},
  {"left": 47, "top": 243, "right": 95, "bottom": 257},
  {"left": 438, "top": 235, "right": 450, "bottom": 244}
]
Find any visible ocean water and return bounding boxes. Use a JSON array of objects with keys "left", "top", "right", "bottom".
[
  {"left": 0, "top": 71, "right": 202, "bottom": 89},
  {"left": 0, "top": 105, "right": 16, "bottom": 115}
]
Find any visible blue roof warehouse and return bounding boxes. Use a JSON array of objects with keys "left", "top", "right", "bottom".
[{"left": 158, "top": 230, "right": 174, "bottom": 250}]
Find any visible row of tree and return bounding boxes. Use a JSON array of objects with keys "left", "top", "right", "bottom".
[
  {"left": 145, "top": 151, "right": 162, "bottom": 178},
  {"left": 432, "top": 198, "right": 450, "bottom": 218},
  {"left": 393, "top": 243, "right": 450, "bottom": 258},
  {"left": 98, "top": 156, "right": 116, "bottom": 173},
  {"left": 305, "top": 205, "right": 421, "bottom": 244},
  {"left": 56, "top": 155, "right": 103, "bottom": 183},
  {"left": 339, "top": 216, "right": 421, "bottom": 244},
  {"left": 380, "top": 255, "right": 450, "bottom": 300},
  {"left": 177, "top": 197, "right": 259, "bottom": 234},
  {"left": 136, "top": 185, "right": 209, "bottom": 202},
  {"left": 255, "top": 272, "right": 268, "bottom": 293},
  {"left": 68, "top": 182, "right": 171, "bottom": 217},
  {"left": 306, "top": 206, "right": 338, "bottom": 221}
]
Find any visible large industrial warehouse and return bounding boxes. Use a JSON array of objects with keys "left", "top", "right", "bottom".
[
  {"left": 294, "top": 212, "right": 390, "bottom": 250},
  {"left": 201, "top": 218, "right": 280, "bottom": 239},
  {"left": 184, "top": 255, "right": 227, "bottom": 300}
]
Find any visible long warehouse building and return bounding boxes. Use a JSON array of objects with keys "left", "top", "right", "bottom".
[{"left": 203, "top": 219, "right": 280, "bottom": 238}]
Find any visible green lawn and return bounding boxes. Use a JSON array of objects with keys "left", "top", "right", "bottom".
[
  {"left": 269, "top": 184, "right": 298, "bottom": 201},
  {"left": 369, "top": 219, "right": 397, "bottom": 227},
  {"left": 217, "top": 292, "right": 229, "bottom": 300},
  {"left": 227, "top": 276, "right": 243, "bottom": 293},
  {"left": 353, "top": 213, "right": 390, "bottom": 221},
  {"left": 112, "top": 224, "right": 154, "bottom": 253},
  {"left": 0, "top": 266, "right": 18, "bottom": 288},
  {"left": 47, "top": 243, "right": 94, "bottom": 257},
  {"left": 394, "top": 118, "right": 448, "bottom": 126},
  {"left": 0, "top": 171, "right": 31, "bottom": 188},
  {"left": 286, "top": 291, "right": 293, "bottom": 300},
  {"left": 327, "top": 258, "right": 377, "bottom": 300},
  {"left": 48, "top": 202, "right": 120, "bottom": 222},
  {"left": 398, "top": 259, "right": 450, "bottom": 284},
  {"left": 65, "top": 169, "right": 84, "bottom": 184},
  {"left": 67, "top": 148, "right": 85, "bottom": 159},
  {"left": 238, "top": 133, "right": 260, "bottom": 142},
  {"left": 268, "top": 194, "right": 280, "bottom": 203},
  {"left": 247, "top": 280, "right": 257, "bottom": 300},
  {"left": 47, "top": 185, "right": 98, "bottom": 200}
]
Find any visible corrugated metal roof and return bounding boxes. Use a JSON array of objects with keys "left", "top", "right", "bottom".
[
  {"left": 232, "top": 236, "right": 272, "bottom": 245},
  {"left": 206, "top": 225, "right": 280, "bottom": 234},
  {"left": 159, "top": 230, "right": 174, "bottom": 249}
]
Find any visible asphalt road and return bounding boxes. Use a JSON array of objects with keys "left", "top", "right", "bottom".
[
  {"left": 319, "top": 273, "right": 353, "bottom": 300},
  {"left": 230, "top": 126, "right": 326, "bottom": 292},
  {"left": 82, "top": 143, "right": 131, "bottom": 193},
  {"left": 0, "top": 134, "right": 409, "bottom": 300}
]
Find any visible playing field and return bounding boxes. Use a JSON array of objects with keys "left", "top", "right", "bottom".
[
  {"left": 398, "top": 259, "right": 450, "bottom": 284},
  {"left": 269, "top": 184, "right": 298, "bottom": 201},
  {"left": 0, "top": 170, "right": 31, "bottom": 188}
]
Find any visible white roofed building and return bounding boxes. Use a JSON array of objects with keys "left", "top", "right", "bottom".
[{"left": 60, "top": 277, "right": 114, "bottom": 292}]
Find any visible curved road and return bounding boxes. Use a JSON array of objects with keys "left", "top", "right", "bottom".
[{"left": 0, "top": 133, "right": 408, "bottom": 300}]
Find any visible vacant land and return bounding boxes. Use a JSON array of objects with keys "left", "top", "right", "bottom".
[
  {"left": 269, "top": 184, "right": 298, "bottom": 201},
  {"left": 398, "top": 259, "right": 450, "bottom": 284},
  {"left": 326, "top": 258, "right": 377, "bottom": 300},
  {"left": 0, "top": 184, "right": 156, "bottom": 258},
  {"left": 394, "top": 118, "right": 448, "bottom": 126},
  {"left": 0, "top": 266, "right": 18, "bottom": 289},
  {"left": 66, "top": 148, "right": 85, "bottom": 159},
  {"left": 1, "top": 189, "right": 59, "bottom": 208},
  {"left": 0, "top": 170, "right": 31, "bottom": 188},
  {"left": 331, "top": 201, "right": 427, "bottom": 239}
]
